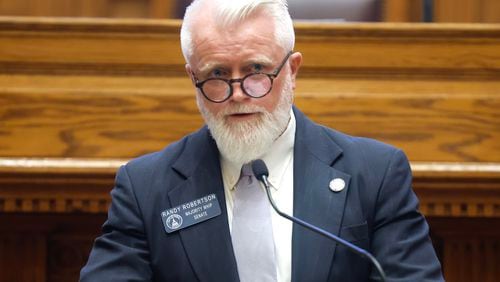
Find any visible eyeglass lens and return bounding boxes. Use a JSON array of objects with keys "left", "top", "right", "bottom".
[{"left": 202, "top": 73, "right": 272, "bottom": 102}]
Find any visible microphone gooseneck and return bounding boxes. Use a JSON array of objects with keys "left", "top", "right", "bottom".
[{"left": 251, "top": 159, "right": 387, "bottom": 282}]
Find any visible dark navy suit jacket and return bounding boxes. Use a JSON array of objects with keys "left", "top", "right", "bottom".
[{"left": 81, "top": 107, "right": 443, "bottom": 281}]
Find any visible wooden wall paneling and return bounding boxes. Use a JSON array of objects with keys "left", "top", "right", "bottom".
[
  {"left": 78, "top": 0, "right": 108, "bottom": 18},
  {"left": 382, "top": 0, "right": 422, "bottom": 22},
  {"left": 482, "top": 0, "right": 500, "bottom": 23},
  {"left": 435, "top": 0, "right": 475, "bottom": 23},
  {"left": 149, "top": 0, "right": 176, "bottom": 18},
  {"left": 28, "top": 0, "right": 77, "bottom": 17},
  {"left": 383, "top": 0, "right": 500, "bottom": 23},
  {"left": 428, "top": 217, "right": 500, "bottom": 282},
  {"left": 0, "top": 17, "right": 499, "bottom": 281},
  {"left": 0, "top": 162, "right": 498, "bottom": 281},
  {"left": 13, "top": 0, "right": 37, "bottom": 16},
  {"left": 293, "top": 83, "right": 499, "bottom": 163},
  {"left": 108, "top": 0, "right": 148, "bottom": 18},
  {"left": 0, "top": 0, "right": 27, "bottom": 16},
  {"left": 0, "top": 214, "right": 106, "bottom": 282},
  {"left": 0, "top": 18, "right": 499, "bottom": 162},
  {"left": 0, "top": 233, "right": 47, "bottom": 282},
  {"left": 444, "top": 238, "right": 500, "bottom": 282},
  {"left": 434, "top": 0, "right": 500, "bottom": 23},
  {"left": 2, "top": 0, "right": 499, "bottom": 22},
  {"left": 0, "top": 0, "right": 176, "bottom": 18},
  {"left": 47, "top": 228, "right": 104, "bottom": 281},
  {"left": 1, "top": 235, "right": 38, "bottom": 281}
]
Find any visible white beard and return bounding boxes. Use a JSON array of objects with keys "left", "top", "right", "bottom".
[{"left": 197, "top": 78, "right": 293, "bottom": 165}]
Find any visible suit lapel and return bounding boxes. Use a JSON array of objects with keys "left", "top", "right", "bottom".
[
  {"left": 165, "top": 109, "right": 351, "bottom": 281},
  {"left": 168, "top": 128, "right": 239, "bottom": 282},
  {"left": 291, "top": 108, "right": 351, "bottom": 282}
]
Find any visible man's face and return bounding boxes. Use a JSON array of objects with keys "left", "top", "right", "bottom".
[{"left": 185, "top": 8, "right": 301, "bottom": 163}]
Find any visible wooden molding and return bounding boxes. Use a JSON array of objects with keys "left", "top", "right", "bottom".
[
  {"left": 412, "top": 163, "right": 500, "bottom": 218},
  {"left": 1, "top": 17, "right": 499, "bottom": 78},
  {"left": 0, "top": 158, "right": 116, "bottom": 213},
  {"left": 1, "top": 158, "right": 499, "bottom": 217}
]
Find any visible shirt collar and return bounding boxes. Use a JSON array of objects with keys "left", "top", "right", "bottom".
[
  {"left": 261, "top": 110, "right": 295, "bottom": 190},
  {"left": 221, "top": 109, "right": 296, "bottom": 191}
]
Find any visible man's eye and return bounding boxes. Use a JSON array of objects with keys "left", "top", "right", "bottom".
[
  {"left": 210, "top": 69, "right": 226, "bottom": 77},
  {"left": 251, "top": 64, "right": 264, "bottom": 72}
]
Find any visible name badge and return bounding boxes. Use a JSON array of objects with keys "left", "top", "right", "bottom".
[{"left": 161, "top": 193, "right": 221, "bottom": 233}]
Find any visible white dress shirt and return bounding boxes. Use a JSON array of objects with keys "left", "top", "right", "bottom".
[{"left": 221, "top": 110, "right": 296, "bottom": 282}]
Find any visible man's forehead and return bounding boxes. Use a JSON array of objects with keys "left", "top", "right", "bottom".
[
  {"left": 189, "top": 26, "right": 278, "bottom": 68},
  {"left": 187, "top": 3, "right": 278, "bottom": 68}
]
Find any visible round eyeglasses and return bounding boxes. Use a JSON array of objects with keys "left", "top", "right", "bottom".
[{"left": 192, "top": 51, "right": 292, "bottom": 103}]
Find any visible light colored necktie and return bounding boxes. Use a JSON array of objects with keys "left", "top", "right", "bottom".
[{"left": 231, "top": 164, "right": 277, "bottom": 282}]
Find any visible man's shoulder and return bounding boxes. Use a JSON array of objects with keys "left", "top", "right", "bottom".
[
  {"left": 127, "top": 138, "right": 185, "bottom": 171},
  {"left": 124, "top": 126, "right": 209, "bottom": 176},
  {"left": 320, "top": 124, "right": 399, "bottom": 157},
  {"left": 294, "top": 106, "right": 400, "bottom": 159},
  {"left": 306, "top": 121, "right": 407, "bottom": 176}
]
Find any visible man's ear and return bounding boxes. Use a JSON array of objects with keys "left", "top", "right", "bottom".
[
  {"left": 185, "top": 64, "right": 195, "bottom": 84},
  {"left": 288, "top": 52, "right": 302, "bottom": 89}
]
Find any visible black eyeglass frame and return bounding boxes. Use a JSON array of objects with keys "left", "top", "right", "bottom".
[{"left": 192, "top": 51, "right": 293, "bottom": 103}]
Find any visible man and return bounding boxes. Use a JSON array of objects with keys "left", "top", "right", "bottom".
[{"left": 81, "top": 0, "right": 444, "bottom": 281}]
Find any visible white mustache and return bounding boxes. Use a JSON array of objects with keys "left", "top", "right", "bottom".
[{"left": 220, "top": 104, "right": 266, "bottom": 116}]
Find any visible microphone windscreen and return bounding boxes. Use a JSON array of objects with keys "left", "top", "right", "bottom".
[{"left": 251, "top": 159, "right": 269, "bottom": 182}]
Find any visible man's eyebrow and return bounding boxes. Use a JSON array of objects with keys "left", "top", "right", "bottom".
[
  {"left": 242, "top": 56, "right": 273, "bottom": 66},
  {"left": 197, "top": 62, "right": 225, "bottom": 76}
]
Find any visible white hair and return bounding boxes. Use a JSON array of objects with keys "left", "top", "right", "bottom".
[{"left": 180, "top": 0, "right": 295, "bottom": 62}]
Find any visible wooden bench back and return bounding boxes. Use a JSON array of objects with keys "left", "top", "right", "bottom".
[{"left": 1, "top": 18, "right": 498, "bottom": 163}]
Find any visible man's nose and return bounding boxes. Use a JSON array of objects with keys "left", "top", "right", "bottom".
[{"left": 229, "top": 78, "right": 249, "bottom": 103}]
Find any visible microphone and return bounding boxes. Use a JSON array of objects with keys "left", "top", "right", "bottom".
[{"left": 251, "top": 159, "right": 387, "bottom": 282}]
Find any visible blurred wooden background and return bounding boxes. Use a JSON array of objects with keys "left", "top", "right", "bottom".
[
  {"left": 384, "top": 0, "right": 500, "bottom": 22},
  {"left": 0, "top": 0, "right": 499, "bottom": 22},
  {"left": 0, "top": 0, "right": 499, "bottom": 281}
]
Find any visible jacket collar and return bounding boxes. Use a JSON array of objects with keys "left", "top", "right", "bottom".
[
  {"left": 292, "top": 106, "right": 343, "bottom": 166},
  {"left": 291, "top": 106, "right": 351, "bottom": 281},
  {"left": 169, "top": 127, "right": 239, "bottom": 281}
]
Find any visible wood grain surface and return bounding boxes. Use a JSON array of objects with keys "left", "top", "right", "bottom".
[
  {"left": 1, "top": 18, "right": 499, "bottom": 162},
  {"left": 0, "top": 17, "right": 499, "bottom": 282}
]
